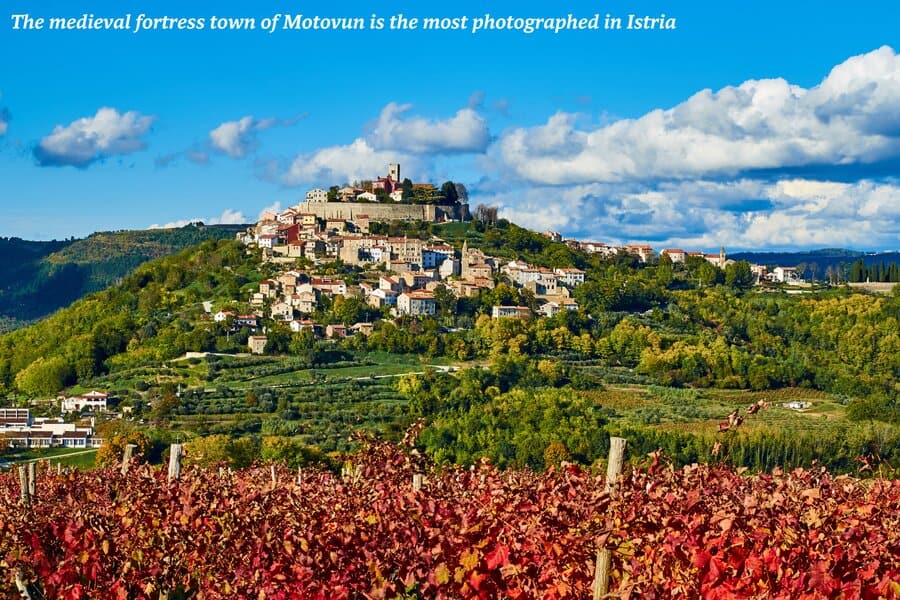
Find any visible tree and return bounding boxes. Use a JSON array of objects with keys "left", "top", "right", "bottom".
[
  {"left": 454, "top": 182, "right": 468, "bottom": 204},
  {"left": 724, "top": 261, "right": 754, "bottom": 290},
  {"left": 95, "top": 431, "right": 152, "bottom": 468},
  {"left": 184, "top": 435, "right": 260, "bottom": 468},
  {"left": 474, "top": 204, "right": 498, "bottom": 227},
  {"left": 401, "top": 178, "right": 414, "bottom": 202},
  {"left": 696, "top": 262, "right": 720, "bottom": 288},
  {"left": 260, "top": 436, "right": 331, "bottom": 468},
  {"left": 849, "top": 259, "right": 867, "bottom": 282},
  {"left": 432, "top": 284, "right": 457, "bottom": 319},
  {"left": 440, "top": 181, "right": 459, "bottom": 204},
  {"left": 264, "top": 322, "right": 292, "bottom": 354},
  {"left": 152, "top": 391, "right": 181, "bottom": 420},
  {"left": 14, "top": 356, "right": 72, "bottom": 397},
  {"left": 327, "top": 185, "right": 339, "bottom": 201}
]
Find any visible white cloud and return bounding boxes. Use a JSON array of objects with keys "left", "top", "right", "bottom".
[
  {"left": 495, "top": 46, "right": 900, "bottom": 185},
  {"left": 209, "top": 114, "right": 305, "bottom": 158},
  {"left": 209, "top": 116, "right": 259, "bottom": 158},
  {"left": 277, "top": 101, "right": 488, "bottom": 186},
  {"left": 257, "top": 201, "right": 282, "bottom": 221},
  {"left": 367, "top": 102, "right": 491, "bottom": 154},
  {"left": 474, "top": 178, "right": 900, "bottom": 250},
  {"left": 282, "top": 138, "right": 420, "bottom": 186},
  {"left": 149, "top": 208, "right": 247, "bottom": 229},
  {"left": 35, "top": 107, "right": 155, "bottom": 167}
]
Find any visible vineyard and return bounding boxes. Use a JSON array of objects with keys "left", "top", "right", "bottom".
[{"left": 1, "top": 441, "right": 898, "bottom": 599}]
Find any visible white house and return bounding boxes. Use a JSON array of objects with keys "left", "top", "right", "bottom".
[
  {"left": 660, "top": 249, "right": 687, "bottom": 264},
  {"left": 554, "top": 268, "right": 586, "bottom": 287},
  {"left": 369, "top": 288, "right": 399, "bottom": 308},
  {"left": 60, "top": 391, "right": 108, "bottom": 413},
  {"left": 422, "top": 245, "right": 455, "bottom": 269},
  {"left": 772, "top": 266, "right": 800, "bottom": 283}
]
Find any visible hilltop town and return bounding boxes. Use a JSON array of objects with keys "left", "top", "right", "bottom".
[
  {"left": 221, "top": 164, "right": 811, "bottom": 355},
  {"left": 0, "top": 165, "right": 818, "bottom": 452}
]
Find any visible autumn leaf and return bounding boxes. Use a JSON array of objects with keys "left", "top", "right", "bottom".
[
  {"left": 434, "top": 563, "right": 450, "bottom": 585},
  {"left": 485, "top": 544, "right": 510, "bottom": 570}
]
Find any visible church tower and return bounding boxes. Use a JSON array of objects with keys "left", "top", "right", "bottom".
[{"left": 461, "top": 240, "right": 469, "bottom": 279}]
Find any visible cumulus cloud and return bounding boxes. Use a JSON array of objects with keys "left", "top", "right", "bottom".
[
  {"left": 34, "top": 107, "right": 155, "bottom": 167},
  {"left": 149, "top": 208, "right": 248, "bottom": 229},
  {"left": 495, "top": 46, "right": 900, "bottom": 185},
  {"left": 367, "top": 102, "right": 491, "bottom": 154},
  {"left": 477, "top": 177, "right": 900, "bottom": 250},
  {"left": 277, "top": 100, "right": 488, "bottom": 186},
  {"left": 282, "top": 138, "right": 421, "bottom": 186},
  {"left": 210, "top": 116, "right": 259, "bottom": 158},
  {"left": 209, "top": 114, "right": 304, "bottom": 158},
  {"left": 257, "top": 201, "right": 282, "bottom": 221},
  {"left": 0, "top": 107, "right": 9, "bottom": 136}
]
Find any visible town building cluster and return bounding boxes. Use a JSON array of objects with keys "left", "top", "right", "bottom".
[
  {"left": 229, "top": 221, "right": 590, "bottom": 352},
  {"left": 0, "top": 407, "right": 104, "bottom": 449},
  {"left": 549, "top": 232, "right": 802, "bottom": 284},
  {"left": 228, "top": 175, "right": 810, "bottom": 354},
  {"left": 237, "top": 164, "right": 466, "bottom": 258}
]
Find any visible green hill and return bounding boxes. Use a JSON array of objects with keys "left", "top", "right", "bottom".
[
  {"left": 0, "top": 224, "right": 247, "bottom": 331},
  {"left": 0, "top": 238, "right": 264, "bottom": 397}
]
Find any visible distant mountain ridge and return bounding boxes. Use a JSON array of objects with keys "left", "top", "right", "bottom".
[
  {"left": 729, "top": 249, "right": 900, "bottom": 278},
  {"left": 0, "top": 224, "right": 248, "bottom": 331}
]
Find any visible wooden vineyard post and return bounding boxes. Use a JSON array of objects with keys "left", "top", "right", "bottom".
[
  {"left": 605, "top": 437, "right": 627, "bottom": 494},
  {"left": 593, "top": 436, "right": 626, "bottom": 599},
  {"left": 121, "top": 443, "right": 137, "bottom": 476},
  {"left": 270, "top": 465, "right": 277, "bottom": 485},
  {"left": 27, "top": 462, "right": 36, "bottom": 498},
  {"left": 412, "top": 473, "right": 423, "bottom": 492},
  {"left": 18, "top": 466, "right": 30, "bottom": 507},
  {"left": 14, "top": 569, "right": 33, "bottom": 599},
  {"left": 168, "top": 444, "right": 183, "bottom": 480}
]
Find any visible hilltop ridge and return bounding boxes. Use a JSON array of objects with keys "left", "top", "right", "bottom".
[{"left": 0, "top": 224, "right": 248, "bottom": 330}]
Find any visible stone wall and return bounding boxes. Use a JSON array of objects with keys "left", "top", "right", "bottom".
[{"left": 298, "top": 201, "right": 468, "bottom": 223}]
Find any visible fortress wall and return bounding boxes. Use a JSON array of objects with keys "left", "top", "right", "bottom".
[{"left": 299, "top": 202, "right": 466, "bottom": 222}]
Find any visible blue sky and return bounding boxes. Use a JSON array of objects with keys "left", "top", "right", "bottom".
[{"left": 1, "top": 0, "right": 899, "bottom": 250}]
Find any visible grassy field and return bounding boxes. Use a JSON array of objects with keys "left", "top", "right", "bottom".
[
  {"left": 0, "top": 448, "right": 97, "bottom": 471},
  {"left": 580, "top": 384, "right": 850, "bottom": 435}
]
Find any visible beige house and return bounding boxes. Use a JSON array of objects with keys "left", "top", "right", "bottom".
[
  {"left": 271, "top": 301, "right": 294, "bottom": 321},
  {"left": 397, "top": 290, "right": 437, "bottom": 316},
  {"left": 491, "top": 305, "right": 532, "bottom": 319},
  {"left": 248, "top": 336, "right": 268, "bottom": 355},
  {"left": 306, "top": 188, "right": 328, "bottom": 203},
  {"left": 290, "top": 291, "right": 318, "bottom": 313}
]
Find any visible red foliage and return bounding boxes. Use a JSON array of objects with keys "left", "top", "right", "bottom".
[{"left": 0, "top": 445, "right": 898, "bottom": 599}]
